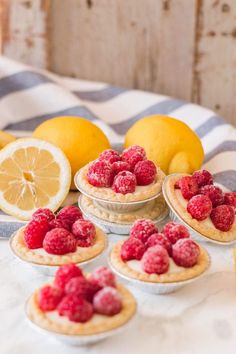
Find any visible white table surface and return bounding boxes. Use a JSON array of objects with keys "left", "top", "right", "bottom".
[{"left": 1, "top": 232, "right": 236, "bottom": 354}]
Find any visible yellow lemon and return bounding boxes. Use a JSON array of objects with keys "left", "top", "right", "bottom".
[
  {"left": 33, "top": 116, "right": 111, "bottom": 189},
  {"left": 0, "top": 130, "right": 16, "bottom": 149},
  {"left": 125, "top": 115, "right": 204, "bottom": 175},
  {"left": 0, "top": 138, "right": 71, "bottom": 220}
]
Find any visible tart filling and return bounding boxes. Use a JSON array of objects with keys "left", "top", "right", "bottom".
[{"left": 164, "top": 173, "right": 236, "bottom": 242}]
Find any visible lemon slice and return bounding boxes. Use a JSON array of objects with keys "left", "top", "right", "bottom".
[{"left": 0, "top": 138, "right": 71, "bottom": 220}]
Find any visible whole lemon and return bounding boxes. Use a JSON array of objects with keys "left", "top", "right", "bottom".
[
  {"left": 124, "top": 115, "right": 204, "bottom": 175},
  {"left": 33, "top": 116, "right": 110, "bottom": 189},
  {"left": 0, "top": 130, "right": 16, "bottom": 149}
]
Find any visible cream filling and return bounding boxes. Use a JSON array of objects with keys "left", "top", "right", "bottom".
[
  {"left": 175, "top": 189, "right": 215, "bottom": 228},
  {"left": 31, "top": 246, "right": 90, "bottom": 257},
  {"left": 127, "top": 258, "right": 186, "bottom": 274},
  {"left": 46, "top": 310, "right": 107, "bottom": 325},
  {"left": 89, "top": 180, "right": 156, "bottom": 196}
]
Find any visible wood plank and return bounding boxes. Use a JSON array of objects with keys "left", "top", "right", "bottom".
[
  {"left": 50, "top": 0, "right": 196, "bottom": 101},
  {"left": 192, "top": 0, "right": 236, "bottom": 125},
  {"left": 1, "top": 0, "right": 50, "bottom": 68}
]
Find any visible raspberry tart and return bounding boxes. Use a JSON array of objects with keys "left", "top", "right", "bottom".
[
  {"left": 10, "top": 206, "right": 107, "bottom": 273},
  {"left": 109, "top": 219, "right": 210, "bottom": 294},
  {"left": 75, "top": 146, "right": 165, "bottom": 211},
  {"left": 26, "top": 264, "right": 136, "bottom": 345},
  {"left": 163, "top": 170, "right": 236, "bottom": 243}
]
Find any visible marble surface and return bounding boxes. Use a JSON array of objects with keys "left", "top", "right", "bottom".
[{"left": 1, "top": 232, "right": 236, "bottom": 354}]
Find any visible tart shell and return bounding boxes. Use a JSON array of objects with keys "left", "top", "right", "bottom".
[
  {"left": 164, "top": 174, "right": 236, "bottom": 242},
  {"left": 110, "top": 241, "right": 210, "bottom": 283},
  {"left": 26, "top": 283, "right": 136, "bottom": 336},
  {"left": 75, "top": 163, "right": 165, "bottom": 203},
  {"left": 79, "top": 194, "right": 168, "bottom": 224},
  {"left": 10, "top": 226, "right": 107, "bottom": 266}
]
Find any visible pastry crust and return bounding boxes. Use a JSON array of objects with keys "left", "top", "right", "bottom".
[
  {"left": 26, "top": 283, "right": 136, "bottom": 336},
  {"left": 80, "top": 195, "right": 168, "bottom": 224},
  {"left": 110, "top": 241, "right": 210, "bottom": 283},
  {"left": 164, "top": 174, "right": 236, "bottom": 242},
  {"left": 10, "top": 226, "right": 107, "bottom": 266},
  {"left": 76, "top": 163, "right": 165, "bottom": 203}
]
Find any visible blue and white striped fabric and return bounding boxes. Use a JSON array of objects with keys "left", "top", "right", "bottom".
[{"left": 0, "top": 56, "right": 236, "bottom": 237}]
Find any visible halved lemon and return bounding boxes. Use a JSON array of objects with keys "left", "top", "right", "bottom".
[{"left": 0, "top": 138, "right": 71, "bottom": 220}]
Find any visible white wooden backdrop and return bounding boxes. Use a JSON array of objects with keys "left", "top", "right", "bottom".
[{"left": 0, "top": 0, "right": 236, "bottom": 126}]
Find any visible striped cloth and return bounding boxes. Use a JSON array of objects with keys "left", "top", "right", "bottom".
[{"left": 0, "top": 56, "right": 236, "bottom": 237}]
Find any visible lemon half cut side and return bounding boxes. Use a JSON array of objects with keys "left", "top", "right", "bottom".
[{"left": 0, "top": 138, "right": 71, "bottom": 220}]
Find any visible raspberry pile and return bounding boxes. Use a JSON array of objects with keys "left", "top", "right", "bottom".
[
  {"left": 120, "top": 219, "right": 199, "bottom": 274},
  {"left": 24, "top": 206, "right": 97, "bottom": 254},
  {"left": 86, "top": 145, "right": 158, "bottom": 194},
  {"left": 38, "top": 264, "right": 122, "bottom": 322},
  {"left": 175, "top": 170, "right": 235, "bottom": 231}
]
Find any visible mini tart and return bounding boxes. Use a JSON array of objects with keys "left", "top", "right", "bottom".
[
  {"left": 10, "top": 226, "right": 106, "bottom": 266},
  {"left": 80, "top": 194, "right": 168, "bottom": 224},
  {"left": 26, "top": 283, "right": 136, "bottom": 336},
  {"left": 110, "top": 241, "right": 210, "bottom": 283},
  {"left": 76, "top": 163, "right": 165, "bottom": 203},
  {"left": 164, "top": 174, "right": 236, "bottom": 242}
]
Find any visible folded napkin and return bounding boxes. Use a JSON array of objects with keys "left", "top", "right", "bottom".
[{"left": 0, "top": 56, "right": 235, "bottom": 237}]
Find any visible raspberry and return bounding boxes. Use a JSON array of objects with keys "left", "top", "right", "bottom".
[
  {"left": 72, "top": 220, "right": 95, "bottom": 248},
  {"left": 130, "top": 219, "right": 157, "bottom": 243},
  {"left": 58, "top": 294, "right": 93, "bottom": 323},
  {"left": 38, "top": 285, "right": 63, "bottom": 311},
  {"left": 93, "top": 287, "right": 122, "bottom": 316},
  {"left": 71, "top": 219, "right": 96, "bottom": 239},
  {"left": 43, "top": 228, "right": 77, "bottom": 255},
  {"left": 77, "top": 238, "right": 94, "bottom": 247},
  {"left": 121, "top": 145, "right": 146, "bottom": 170},
  {"left": 145, "top": 233, "right": 172, "bottom": 255},
  {"left": 178, "top": 176, "right": 199, "bottom": 200},
  {"left": 57, "top": 206, "right": 82, "bottom": 227},
  {"left": 187, "top": 195, "right": 212, "bottom": 221},
  {"left": 192, "top": 169, "right": 213, "bottom": 187},
  {"left": 89, "top": 266, "right": 116, "bottom": 289},
  {"left": 54, "top": 263, "right": 83, "bottom": 290},
  {"left": 172, "top": 239, "right": 200, "bottom": 268},
  {"left": 65, "top": 276, "right": 96, "bottom": 302},
  {"left": 133, "top": 160, "right": 157, "bottom": 186},
  {"left": 87, "top": 160, "right": 114, "bottom": 187},
  {"left": 32, "top": 208, "right": 55, "bottom": 222},
  {"left": 24, "top": 219, "right": 50, "bottom": 249},
  {"left": 99, "top": 149, "right": 120, "bottom": 164},
  {"left": 162, "top": 222, "right": 177, "bottom": 238},
  {"left": 142, "top": 245, "right": 169, "bottom": 274},
  {"left": 165, "top": 224, "right": 190, "bottom": 244},
  {"left": 210, "top": 205, "right": 235, "bottom": 231},
  {"left": 224, "top": 192, "right": 236, "bottom": 209},
  {"left": 112, "top": 161, "right": 131, "bottom": 175},
  {"left": 120, "top": 238, "right": 145, "bottom": 261},
  {"left": 174, "top": 180, "right": 180, "bottom": 189},
  {"left": 49, "top": 218, "right": 70, "bottom": 231},
  {"left": 199, "top": 185, "right": 224, "bottom": 207},
  {"left": 112, "top": 171, "right": 136, "bottom": 194}
]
